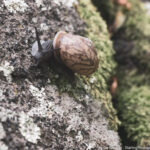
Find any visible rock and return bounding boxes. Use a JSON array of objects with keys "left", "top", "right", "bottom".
[{"left": 0, "top": 0, "right": 121, "bottom": 149}]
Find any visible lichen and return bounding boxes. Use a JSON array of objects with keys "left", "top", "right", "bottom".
[
  {"left": 19, "top": 112, "right": 41, "bottom": 144},
  {"left": 0, "top": 141, "right": 8, "bottom": 150},
  {"left": 0, "top": 61, "right": 14, "bottom": 83},
  {"left": 35, "top": 0, "right": 44, "bottom": 8},
  {"left": 54, "top": 0, "right": 78, "bottom": 7},
  {"left": 0, "top": 107, "right": 16, "bottom": 122},
  {"left": 29, "top": 84, "right": 46, "bottom": 103},
  {"left": 0, "top": 89, "right": 5, "bottom": 101},
  {"left": 3, "top": 0, "right": 28, "bottom": 13},
  {"left": 40, "top": 23, "right": 49, "bottom": 31},
  {"left": 28, "top": 82, "right": 53, "bottom": 118},
  {"left": 86, "top": 141, "right": 96, "bottom": 150},
  {"left": 76, "top": 131, "right": 83, "bottom": 142},
  {"left": 0, "top": 123, "right": 6, "bottom": 140},
  {"left": 0, "top": 3, "right": 4, "bottom": 12}
]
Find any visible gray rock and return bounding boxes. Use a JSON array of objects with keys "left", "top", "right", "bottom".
[{"left": 0, "top": 0, "right": 121, "bottom": 149}]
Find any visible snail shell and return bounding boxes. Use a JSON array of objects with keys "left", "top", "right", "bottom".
[{"left": 53, "top": 31, "right": 99, "bottom": 75}]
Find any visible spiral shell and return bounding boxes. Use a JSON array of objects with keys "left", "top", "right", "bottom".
[{"left": 53, "top": 31, "right": 99, "bottom": 75}]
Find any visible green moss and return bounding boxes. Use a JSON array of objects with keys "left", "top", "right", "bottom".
[
  {"left": 116, "top": 1, "right": 150, "bottom": 146},
  {"left": 77, "top": 0, "right": 119, "bottom": 129},
  {"left": 116, "top": 68, "right": 150, "bottom": 146},
  {"left": 118, "top": 0, "right": 150, "bottom": 70},
  {"left": 47, "top": 0, "right": 119, "bottom": 129},
  {"left": 92, "top": 0, "right": 117, "bottom": 26},
  {"left": 120, "top": 0, "right": 150, "bottom": 40},
  {"left": 119, "top": 86, "right": 150, "bottom": 146},
  {"left": 92, "top": 0, "right": 150, "bottom": 145},
  {"left": 116, "top": 0, "right": 150, "bottom": 146},
  {"left": 94, "top": 0, "right": 150, "bottom": 70}
]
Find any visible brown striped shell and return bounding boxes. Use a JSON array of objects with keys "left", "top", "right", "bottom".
[{"left": 53, "top": 31, "right": 99, "bottom": 76}]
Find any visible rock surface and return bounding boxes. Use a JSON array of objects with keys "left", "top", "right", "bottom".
[{"left": 0, "top": 0, "right": 121, "bottom": 149}]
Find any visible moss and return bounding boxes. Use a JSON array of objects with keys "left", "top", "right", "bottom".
[
  {"left": 77, "top": 0, "right": 119, "bottom": 129},
  {"left": 119, "top": 0, "right": 150, "bottom": 40},
  {"left": 94, "top": 0, "right": 150, "bottom": 70},
  {"left": 91, "top": 0, "right": 150, "bottom": 146},
  {"left": 92, "top": 0, "right": 117, "bottom": 26},
  {"left": 47, "top": 0, "right": 119, "bottom": 129},
  {"left": 117, "top": 0, "right": 150, "bottom": 70},
  {"left": 118, "top": 86, "right": 150, "bottom": 146},
  {"left": 116, "top": 67, "right": 150, "bottom": 146}
]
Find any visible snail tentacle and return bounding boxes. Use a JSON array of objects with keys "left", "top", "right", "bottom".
[
  {"left": 31, "top": 28, "right": 53, "bottom": 61},
  {"left": 35, "top": 27, "right": 43, "bottom": 52}
]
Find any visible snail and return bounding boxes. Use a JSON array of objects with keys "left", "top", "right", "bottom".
[{"left": 32, "top": 27, "right": 99, "bottom": 76}]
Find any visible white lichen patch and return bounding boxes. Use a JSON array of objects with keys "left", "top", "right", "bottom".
[
  {"left": 35, "top": 0, "right": 43, "bottom": 7},
  {"left": 84, "top": 85, "right": 91, "bottom": 91},
  {"left": 0, "top": 107, "right": 16, "bottom": 122},
  {"left": 35, "top": 0, "right": 47, "bottom": 11},
  {"left": 66, "top": 115, "right": 82, "bottom": 132},
  {"left": 0, "top": 123, "right": 6, "bottom": 139},
  {"left": 40, "top": 23, "right": 49, "bottom": 31},
  {"left": 0, "top": 122, "right": 7, "bottom": 150},
  {"left": 0, "top": 4, "right": 4, "bottom": 11},
  {"left": 0, "top": 89, "right": 5, "bottom": 101},
  {"left": 19, "top": 112, "right": 41, "bottom": 144},
  {"left": 0, "top": 61, "right": 14, "bottom": 82},
  {"left": 28, "top": 101, "right": 53, "bottom": 118},
  {"left": 29, "top": 85, "right": 45, "bottom": 104},
  {"left": 32, "top": 17, "right": 38, "bottom": 23},
  {"left": 86, "top": 141, "right": 96, "bottom": 150},
  {"left": 76, "top": 131, "right": 83, "bottom": 142},
  {"left": 89, "top": 76, "right": 96, "bottom": 84},
  {"left": 28, "top": 84, "right": 53, "bottom": 118},
  {"left": 3, "top": 0, "right": 28, "bottom": 13},
  {"left": 0, "top": 141, "right": 8, "bottom": 150},
  {"left": 53, "top": 0, "right": 78, "bottom": 7}
]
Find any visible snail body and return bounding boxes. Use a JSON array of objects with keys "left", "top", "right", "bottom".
[{"left": 32, "top": 28, "right": 99, "bottom": 76}]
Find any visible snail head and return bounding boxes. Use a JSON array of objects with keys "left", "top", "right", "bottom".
[{"left": 31, "top": 27, "right": 53, "bottom": 60}]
